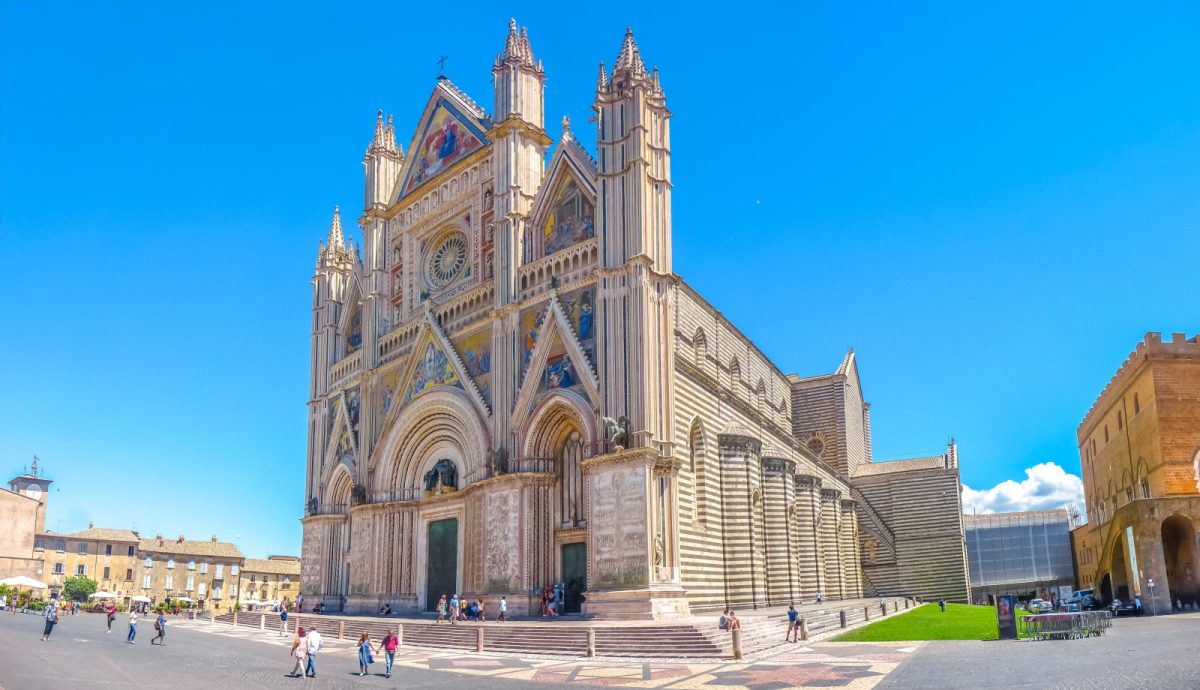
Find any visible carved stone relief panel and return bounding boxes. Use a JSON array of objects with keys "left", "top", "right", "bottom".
[
  {"left": 590, "top": 464, "right": 649, "bottom": 588},
  {"left": 348, "top": 515, "right": 373, "bottom": 595},
  {"left": 484, "top": 489, "right": 520, "bottom": 592}
]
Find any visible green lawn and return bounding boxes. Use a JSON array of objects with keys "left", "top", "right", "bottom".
[{"left": 832, "top": 603, "right": 1025, "bottom": 642}]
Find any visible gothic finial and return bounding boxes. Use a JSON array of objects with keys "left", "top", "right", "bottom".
[
  {"left": 561, "top": 114, "right": 571, "bottom": 137},
  {"left": 328, "top": 205, "right": 345, "bottom": 249},
  {"left": 597, "top": 61, "right": 609, "bottom": 91},
  {"left": 651, "top": 66, "right": 663, "bottom": 95},
  {"left": 614, "top": 26, "right": 646, "bottom": 76},
  {"left": 498, "top": 18, "right": 534, "bottom": 67}
]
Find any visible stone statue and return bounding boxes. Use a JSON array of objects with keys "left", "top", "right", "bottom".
[
  {"left": 602, "top": 415, "right": 629, "bottom": 450},
  {"left": 307, "top": 496, "right": 318, "bottom": 515},
  {"left": 351, "top": 484, "right": 367, "bottom": 506},
  {"left": 653, "top": 534, "right": 665, "bottom": 567},
  {"left": 491, "top": 448, "right": 510, "bottom": 474},
  {"left": 424, "top": 459, "right": 458, "bottom": 493}
]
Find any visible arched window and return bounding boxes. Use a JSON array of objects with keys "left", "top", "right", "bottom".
[
  {"left": 689, "top": 420, "right": 709, "bottom": 528},
  {"left": 1117, "top": 410, "right": 1123, "bottom": 430},
  {"left": 1134, "top": 393, "right": 1140, "bottom": 414},
  {"left": 729, "top": 358, "right": 741, "bottom": 390},
  {"left": 693, "top": 328, "right": 708, "bottom": 370}
]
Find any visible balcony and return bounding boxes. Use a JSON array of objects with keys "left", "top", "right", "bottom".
[{"left": 330, "top": 350, "right": 362, "bottom": 386}]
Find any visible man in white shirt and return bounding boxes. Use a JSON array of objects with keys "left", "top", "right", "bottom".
[
  {"left": 498, "top": 596, "right": 507, "bottom": 623},
  {"left": 305, "top": 628, "right": 322, "bottom": 678}
]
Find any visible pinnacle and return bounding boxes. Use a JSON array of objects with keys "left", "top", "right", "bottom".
[
  {"left": 328, "top": 205, "right": 345, "bottom": 249},
  {"left": 597, "top": 61, "right": 609, "bottom": 91},
  {"left": 498, "top": 18, "right": 535, "bottom": 67},
  {"left": 614, "top": 26, "right": 646, "bottom": 76}
]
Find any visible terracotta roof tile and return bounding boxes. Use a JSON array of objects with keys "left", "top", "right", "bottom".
[
  {"left": 139, "top": 538, "right": 243, "bottom": 559},
  {"left": 242, "top": 558, "right": 301, "bottom": 576}
]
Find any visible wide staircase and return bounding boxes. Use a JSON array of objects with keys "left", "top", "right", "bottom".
[{"left": 213, "top": 597, "right": 915, "bottom": 660}]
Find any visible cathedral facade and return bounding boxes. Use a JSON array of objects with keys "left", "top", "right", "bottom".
[{"left": 301, "top": 22, "right": 968, "bottom": 618}]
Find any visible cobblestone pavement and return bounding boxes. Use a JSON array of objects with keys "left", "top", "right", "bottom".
[
  {"left": 0, "top": 611, "right": 913, "bottom": 689},
  {"left": 876, "top": 612, "right": 1200, "bottom": 690}
]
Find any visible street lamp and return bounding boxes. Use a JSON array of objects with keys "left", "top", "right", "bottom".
[{"left": 1147, "top": 578, "right": 1156, "bottom": 616}]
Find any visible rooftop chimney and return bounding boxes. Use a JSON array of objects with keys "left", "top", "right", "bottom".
[
  {"left": 211, "top": 535, "right": 217, "bottom": 543},
  {"left": 177, "top": 535, "right": 185, "bottom": 543},
  {"left": 88, "top": 521, "right": 94, "bottom": 529}
]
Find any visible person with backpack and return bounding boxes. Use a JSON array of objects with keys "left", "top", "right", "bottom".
[
  {"left": 152, "top": 611, "right": 167, "bottom": 646},
  {"left": 105, "top": 602, "right": 117, "bottom": 633}
]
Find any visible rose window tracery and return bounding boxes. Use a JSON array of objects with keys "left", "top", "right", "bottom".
[{"left": 426, "top": 233, "right": 467, "bottom": 288}]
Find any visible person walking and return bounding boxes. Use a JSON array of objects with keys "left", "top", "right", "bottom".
[
  {"left": 279, "top": 606, "right": 289, "bottom": 636},
  {"left": 289, "top": 628, "right": 308, "bottom": 677},
  {"left": 378, "top": 628, "right": 399, "bottom": 678},
  {"left": 152, "top": 611, "right": 167, "bottom": 646},
  {"left": 436, "top": 595, "right": 448, "bottom": 623},
  {"left": 105, "top": 602, "right": 117, "bottom": 633},
  {"left": 474, "top": 598, "right": 486, "bottom": 622},
  {"left": 786, "top": 604, "right": 800, "bottom": 642},
  {"left": 449, "top": 595, "right": 460, "bottom": 625},
  {"left": 40, "top": 597, "right": 58, "bottom": 642},
  {"left": 304, "top": 626, "right": 322, "bottom": 678},
  {"left": 127, "top": 609, "right": 139, "bottom": 644},
  {"left": 357, "top": 632, "right": 374, "bottom": 676},
  {"left": 497, "top": 596, "right": 507, "bottom": 623}
]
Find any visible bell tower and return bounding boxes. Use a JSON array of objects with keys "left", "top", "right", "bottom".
[{"left": 594, "top": 29, "right": 676, "bottom": 453}]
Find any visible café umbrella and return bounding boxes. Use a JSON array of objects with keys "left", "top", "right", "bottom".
[
  {"left": 130, "top": 595, "right": 152, "bottom": 603},
  {"left": 88, "top": 591, "right": 119, "bottom": 599},
  {"left": 0, "top": 576, "right": 48, "bottom": 590}
]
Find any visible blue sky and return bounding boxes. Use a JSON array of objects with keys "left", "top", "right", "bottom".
[{"left": 2, "top": 1, "right": 1197, "bottom": 556}]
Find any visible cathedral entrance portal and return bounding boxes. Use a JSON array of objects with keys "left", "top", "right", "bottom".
[
  {"left": 426, "top": 518, "right": 458, "bottom": 612},
  {"left": 561, "top": 542, "right": 586, "bottom": 614}
]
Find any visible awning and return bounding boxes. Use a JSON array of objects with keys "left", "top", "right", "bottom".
[
  {"left": 88, "top": 592, "right": 119, "bottom": 599},
  {"left": 130, "top": 595, "right": 152, "bottom": 603},
  {"left": 0, "top": 576, "right": 48, "bottom": 589}
]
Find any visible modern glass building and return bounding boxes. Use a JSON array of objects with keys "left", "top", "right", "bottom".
[{"left": 964, "top": 509, "right": 1076, "bottom": 603}]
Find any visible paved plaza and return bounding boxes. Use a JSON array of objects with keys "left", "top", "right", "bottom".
[{"left": 1, "top": 610, "right": 1199, "bottom": 689}]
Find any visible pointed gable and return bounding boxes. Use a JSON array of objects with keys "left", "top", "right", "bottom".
[
  {"left": 402, "top": 339, "right": 463, "bottom": 406},
  {"left": 396, "top": 81, "right": 492, "bottom": 202},
  {"left": 528, "top": 130, "right": 598, "bottom": 259}
]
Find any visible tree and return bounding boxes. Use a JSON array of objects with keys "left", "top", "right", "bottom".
[{"left": 62, "top": 575, "right": 98, "bottom": 601}]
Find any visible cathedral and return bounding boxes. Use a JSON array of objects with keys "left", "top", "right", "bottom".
[{"left": 301, "top": 21, "right": 970, "bottom": 618}]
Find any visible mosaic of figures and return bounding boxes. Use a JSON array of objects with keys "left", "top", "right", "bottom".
[
  {"left": 519, "top": 307, "right": 547, "bottom": 379},
  {"left": 558, "top": 285, "right": 595, "bottom": 362},
  {"left": 380, "top": 369, "right": 400, "bottom": 416},
  {"left": 541, "top": 177, "right": 594, "bottom": 257},
  {"left": 403, "top": 341, "right": 460, "bottom": 406},
  {"left": 345, "top": 301, "right": 363, "bottom": 353},
  {"left": 452, "top": 327, "right": 492, "bottom": 405},
  {"left": 402, "top": 100, "right": 486, "bottom": 197}
]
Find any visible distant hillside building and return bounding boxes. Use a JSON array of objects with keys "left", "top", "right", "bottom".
[
  {"left": 1070, "top": 332, "right": 1200, "bottom": 612},
  {"left": 965, "top": 509, "right": 1075, "bottom": 603}
]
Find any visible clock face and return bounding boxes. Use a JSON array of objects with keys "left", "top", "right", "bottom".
[{"left": 426, "top": 233, "right": 467, "bottom": 289}]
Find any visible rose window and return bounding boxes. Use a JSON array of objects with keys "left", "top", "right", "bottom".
[{"left": 426, "top": 233, "right": 467, "bottom": 288}]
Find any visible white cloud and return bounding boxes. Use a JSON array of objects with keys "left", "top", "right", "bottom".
[{"left": 962, "top": 462, "right": 1085, "bottom": 518}]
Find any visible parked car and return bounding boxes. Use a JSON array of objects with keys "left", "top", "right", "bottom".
[
  {"left": 1027, "top": 598, "right": 1053, "bottom": 613},
  {"left": 1066, "top": 589, "right": 1097, "bottom": 610}
]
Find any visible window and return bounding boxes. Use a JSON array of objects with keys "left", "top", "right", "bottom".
[
  {"left": 103, "top": 566, "right": 110, "bottom": 579},
  {"left": 1125, "top": 487, "right": 1134, "bottom": 504},
  {"left": 212, "top": 583, "right": 222, "bottom": 599},
  {"left": 167, "top": 558, "right": 175, "bottom": 570},
  {"left": 200, "top": 562, "right": 209, "bottom": 574},
  {"left": 283, "top": 577, "right": 291, "bottom": 588},
  {"left": 144, "top": 556, "right": 152, "bottom": 568},
  {"left": 249, "top": 575, "right": 256, "bottom": 585},
  {"left": 186, "top": 577, "right": 194, "bottom": 592},
  {"left": 142, "top": 575, "right": 151, "bottom": 589},
  {"left": 215, "top": 564, "right": 224, "bottom": 579},
  {"left": 105, "top": 544, "right": 112, "bottom": 556},
  {"left": 188, "top": 559, "right": 196, "bottom": 571},
  {"left": 55, "top": 540, "right": 65, "bottom": 552},
  {"left": 75, "top": 564, "right": 87, "bottom": 576},
  {"left": 1141, "top": 480, "right": 1151, "bottom": 499},
  {"left": 53, "top": 562, "right": 65, "bottom": 574},
  {"left": 77, "top": 543, "right": 88, "bottom": 555},
  {"left": 1111, "top": 496, "right": 1118, "bottom": 514},
  {"left": 1104, "top": 426, "right": 1109, "bottom": 443},
  {"left": 231, "top": 565, "right": 239, "bottom": 576},
  {"left": 230, "top": 584, "right": 238, "bottom": 597},
  {"left": 125, "top": 569, "right": 133, "bottom": 581},
  {"left": 1134, "top": 393, "right": 1140, "bottom": 414},
  {"left": 1117, "top": 411, "right": 1123, "bottom": 430},
  {"left": 165, "top": 576, "right": 173, "bottom": 590},
  {"left": 34, "top": 539, "right": 44, "bottom": 552},
  {"left": 198, "top": 582, "right": 206, "bottom": 596},
  {"left": 263, "top": 575, "right": 270, "bottom": 585}
]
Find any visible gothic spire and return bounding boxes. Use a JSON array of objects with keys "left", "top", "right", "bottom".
[
  {"left": 385, "top": 114, "right": 398, "bottom": 152},
  {"left": 498, "top": 17, "right": 535, "bottom": 67},
  {"left": 650, "top": 66, "right": 663, "bottom": 96},
  {"left": 327, "top": 205, "right": 345, "bottom": 249},
  {"left": 613, "top": 27, "right": 646, "bottom": 77},
  {"left": 597, "top": 61, "right": 609, "bottom": 92}
]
